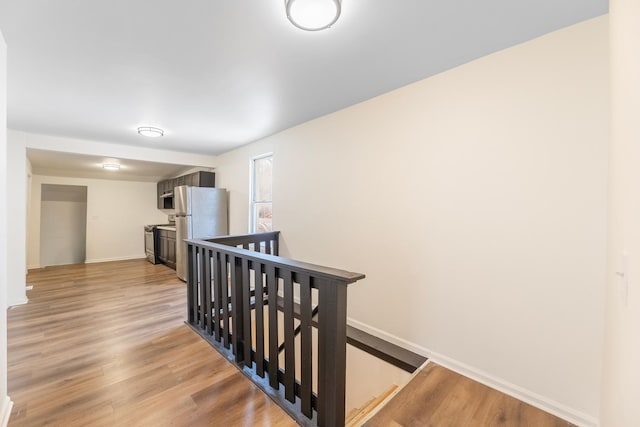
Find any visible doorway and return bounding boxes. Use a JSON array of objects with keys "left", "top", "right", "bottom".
[{"left": 40, "top": 184, "right": 88, "bottom": 267}]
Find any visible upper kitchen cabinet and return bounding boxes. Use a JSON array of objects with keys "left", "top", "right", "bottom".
[
  {"left": 157, "top": 180, "right": 174, "bottom": 209},
  {"left": 156, "top": 171, "right": 216, "bottom": 209},
  {"left": 185, "top": 171, "right": 216, "bottom": 187}
]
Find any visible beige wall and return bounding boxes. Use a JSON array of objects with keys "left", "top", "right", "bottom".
[
  {"left": 216, "top": 17, "right": 609, "bottom": 425},
  {"left": 601, "top": 0, "right": 640, "bottom": 426},
  {"left": 28, "top": 175, "right": 168, "bottom": 268}
]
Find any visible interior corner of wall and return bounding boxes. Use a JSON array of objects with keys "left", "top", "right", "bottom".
[
  {"left": 0, "top": 396, "right": 13, "bottom": 427},
  {"left": 8, "top": 296, "right": 28, "bottom": 308}
]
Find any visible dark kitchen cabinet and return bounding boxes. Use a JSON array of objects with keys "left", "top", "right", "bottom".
[
  {"left": 157, "top": 183, "right": 162, "bottom": 209},
  {"left": 157, "top": 179, "right": 175, "bottom": 209},
  {"left": 184, "top": 173, "right": 196, "bottom": 186},
  {"left": 156, "top": 171, "right": 215, "bottom": 209},
  {"left": 157, "top": 229, "right": 176, "bottom": 269},
  {"left": 184, "top": 171, "right": 216, "bottom": 187},
  {"left": 157, "top": 182, "right": 168, "bottom": 209}
]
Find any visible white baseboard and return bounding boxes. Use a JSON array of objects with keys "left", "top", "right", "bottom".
[
  {"left": 84, "top": 255, "right": 146, "bottom": 264},
  {"left": 346, "top": 318, "right": 598, "bottom": 427},
  {"left": 8, "top": 297, "right": 28, "bottom": 308},
  {"left": 29, "top": 255, "right": 145, "bottom": 268},
  {"left": 0, "top": 396, "right": 13, "bottom": 427}
]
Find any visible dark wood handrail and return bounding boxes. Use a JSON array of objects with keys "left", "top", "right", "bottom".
[
  {"left": 207, "top": 231, "right": 280, "bottom": 249},
  {"left": 185, "top": 231, "right": 365, "bottom": 427},
  {"left": 188, "top": 236, "right": 365, "bottom": 285}
]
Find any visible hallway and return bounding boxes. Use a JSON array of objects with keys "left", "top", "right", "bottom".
[{"left": 7, "top": 259, "right": 296, "bottom": 426}]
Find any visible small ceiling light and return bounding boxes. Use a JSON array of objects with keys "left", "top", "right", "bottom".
[
  {"left": 285, "top": 0, "right": 341, "bottom": 31},
  {"left": 137, "top": 126, "right": 164, "bottom": 138},
  {"left": 102, "top": 163, "right": 121, "bottom": 171}
]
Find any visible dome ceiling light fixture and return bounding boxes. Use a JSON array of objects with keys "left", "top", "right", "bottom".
[
  {"left": 285, "top": 0, "right": 341, "bottom": 31},
  {"left": 137, "top": 126, "right": 164, "bottom": 138},
  {"left": 102, "top": 163, "right": 120, "bottom": 171}
]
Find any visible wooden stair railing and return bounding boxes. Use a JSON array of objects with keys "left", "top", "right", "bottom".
[{"left": 185, "top": 231, "right": 365, "bottom": 427}]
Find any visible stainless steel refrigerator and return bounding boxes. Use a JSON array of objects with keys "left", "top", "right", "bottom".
[{"left": 175, "top": 186, "right": 228, "bottom": 281}]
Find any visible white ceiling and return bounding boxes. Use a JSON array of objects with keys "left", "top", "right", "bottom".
[{"left": 0, "top": 1, "right": 607, "bottom": 158}]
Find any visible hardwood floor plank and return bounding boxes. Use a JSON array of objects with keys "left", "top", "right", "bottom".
[
  {"left": 8, "top": 259, "right": 296, "bottom": 427},
  {"left": 363, "top": 363, "right": 574, "bottom": 427}
]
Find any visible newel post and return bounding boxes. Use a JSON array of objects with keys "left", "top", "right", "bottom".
[{"left": 317, "top": 279, "right": 348, "bottom": 427}]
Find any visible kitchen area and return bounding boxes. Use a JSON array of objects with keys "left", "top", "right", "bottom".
[{"left": 144, "top": 170, "right": 228, "bottom": 280}]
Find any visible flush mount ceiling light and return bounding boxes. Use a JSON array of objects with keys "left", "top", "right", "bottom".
[
  {"left": 137, "top": 126, "right": 164, "bottom": 138},
  {"left": 102, "top": 163, "right": 120, "bottom": 171},
  {"left": 285, "top": 0, "right": 341, "bottom": 31}
]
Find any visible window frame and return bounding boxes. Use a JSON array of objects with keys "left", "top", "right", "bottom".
[{"left": 249, "top": 153, "right": 273, "bottom": 233}]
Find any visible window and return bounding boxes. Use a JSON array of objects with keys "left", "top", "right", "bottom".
[{"left": 250, "top": 154, "right": 273, "bottom": 233}]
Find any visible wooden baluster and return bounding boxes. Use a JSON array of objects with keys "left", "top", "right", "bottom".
[
  {"left": 264, "top": 239, "right": 271, "bottom": 255},
  {"left": 273, "top": 237, "right": 279, "bottom": 256},
  {"left": 267, "top": 265, "right": 279, "bottom": 389},
  {"left": 283, "top": 271, "right": 295, "bottom": 403},
  {"left": 231, "top": 256, "right": 245, "bottom": 363},
  {"left": 220, "top": 253, "right": 230, "bottom": 349},
  {"left": 254, "top": 264, "right": 265, "bottom": 377},
  {"left": 199, "top": 247, "right": 207, "bottom": 330},
  {"left": 191, "top": 246, "right": 200, "bottom": 325},
  {"left": 242, "top": 258, "right": 253, "bottom": 367},
  {"left": 299, "top": 274, "right": 313, "bottom": 418},
  {"left": 186, "top": 243, "right": 194, "bottom": 324},
  {"left": 204, "top": 249, "right": 213, "bottom": 335},
  {"left": 212, "top": 251, "right": 222, "bottom": 341}
]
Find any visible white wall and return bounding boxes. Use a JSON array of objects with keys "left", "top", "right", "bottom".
[
  {"left": 0, "top": 26, "right": 12, "bottom": 427},
  {"left": 28, "top": 175, "right": 168, "bottom": 268},
  {"left": 601, "top": 1, "right": 640, "bottom": 426},
  {"left": 6, "top": 133, "right": 27, "bottom": 306},
  {"left": 345, "top": 345, "right": 410, "bottom": 415},
  {"left": 216, "top": 17, "right": 609, "bottom": 425}
]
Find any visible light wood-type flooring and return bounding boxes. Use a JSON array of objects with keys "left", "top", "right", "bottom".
[
  {"left": 9, "top": 259, "right": 577, "bottom": 427},
  {"left": 7, "top": 259, "right": 296, "bottom": 427},
  {"left": 363, "top": 363, "right": 575, "bottom": 427}
]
